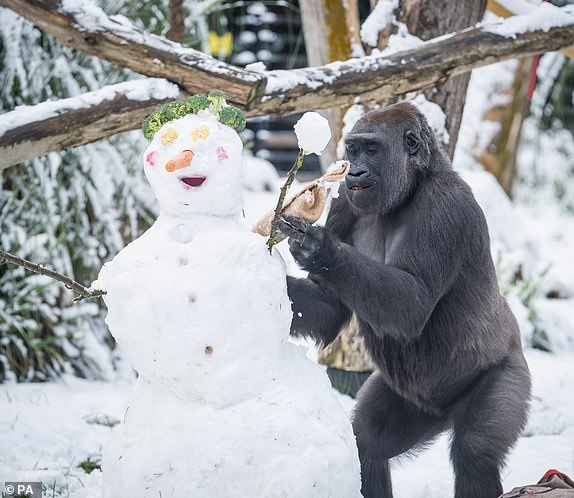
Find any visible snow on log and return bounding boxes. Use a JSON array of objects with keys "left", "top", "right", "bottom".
[
  {"left": 0, "top": 79, "right": 180, "bottom": 170},
  {"left": 0, "top": 2, "right": 572, "bottom": 167},
  {"left": 0, "top": 0, "right": 267, "bottom": 108}
]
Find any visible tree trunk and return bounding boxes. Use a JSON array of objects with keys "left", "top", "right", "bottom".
[
  {"left": 478, "top": 58, "right": 533, "bottom": 195},
  {"left": 165, "top": 0, "right": 185, "bottom": 44},
  {"left": 299, "top": 0, "right": 360, "bottom": 170}
]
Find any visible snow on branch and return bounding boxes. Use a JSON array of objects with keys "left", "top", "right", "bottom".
[
  {"left": 0, "top": 0, "right": 267, "bottom": 108},
  {"left": 0, "top": 2, "right": 572, "bottom": 167},
  {"left": 0, "top": 79, "right": 180, "bottom": 170}
]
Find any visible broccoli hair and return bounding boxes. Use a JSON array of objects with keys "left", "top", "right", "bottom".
[
  {"left": 207, "top": 90, "right": 226, "bottom": 114},
  {"left": 142, "top": 91, "right": 247, "bottom": 139},
  {"left": 160, "top": 101, "right": 187, "bottom": 122},
  {"left": 219, "top": 105, "right": 246, "bottom": 133},
  {"left": 186, "top": 94, "right": 210, "bottom": 113},
  {"left": 142, "top": 111, "right": 163, "bottom": 140}
]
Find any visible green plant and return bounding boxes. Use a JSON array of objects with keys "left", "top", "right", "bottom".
[{"left": 78, "top": 457, "right": 102, "bottom": 474}]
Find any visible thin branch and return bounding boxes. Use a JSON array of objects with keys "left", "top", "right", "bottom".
[
  {"left": 266, "top": 149, "right": 305, "bottom": 254},
  {"left": 0, "top": 249, "right": 106, "bottom": 302}
]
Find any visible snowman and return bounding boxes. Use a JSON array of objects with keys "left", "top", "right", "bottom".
[{"left": 94, "top": 93, "right": 362, "bottom": 498}]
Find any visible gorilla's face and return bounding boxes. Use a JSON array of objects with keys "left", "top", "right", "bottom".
[{"left": 344, "top": 102, "right": 432, "bottom": 216}]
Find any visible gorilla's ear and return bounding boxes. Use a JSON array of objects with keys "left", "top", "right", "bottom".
[{"left": 404, "top": 130, "right": 421, "bottom": 156}]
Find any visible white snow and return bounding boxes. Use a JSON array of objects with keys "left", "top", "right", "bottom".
[
  {"left": 293, "top": 112, "right": 332, "bottom": 155},
  {"left": 336, "top": 104, "right": 366, "bottom": 159},
  {"left": 411, "top": 94, "right": 450, "bottom": 145},
  {"left": 241, "top": 153, "right": 280, "bottom": 192},
  {"left": 482, "top": 2, "right": 574, "bottom": 37},
  {"left": 360, "top": 0, "right": 399, "bottom": 47},
  {"left": 244, "top": 61, "right": 267, "bottom": 73},
  {"left": 380, "top": 21, "right": 424, "bottom": 56},
  {"left": 497, "top": 0, "right": 542, "bottom": 16},
  {"left": 264, "top": 57, "right": 394, "bottom": 96}
]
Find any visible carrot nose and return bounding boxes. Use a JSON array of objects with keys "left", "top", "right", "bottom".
[{"left": 166, "top": 150, "right": 194, "bottom": 172}]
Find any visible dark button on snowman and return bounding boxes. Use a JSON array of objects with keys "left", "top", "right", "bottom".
[{"left": 95, "top": 92, "right": 361, "bottom": 498}]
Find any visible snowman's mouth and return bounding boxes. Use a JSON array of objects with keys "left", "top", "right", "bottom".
[{"left": 180, "top": 176, "right": 206, "bottom": 187}]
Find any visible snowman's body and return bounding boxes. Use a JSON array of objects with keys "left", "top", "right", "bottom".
[{"left": 96, "top": 110, "right": 362, "bottom": 497}]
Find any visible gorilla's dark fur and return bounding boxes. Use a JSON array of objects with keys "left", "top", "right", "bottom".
[{"left": 279, "top": 102, "right": 531, "bottom": 498}]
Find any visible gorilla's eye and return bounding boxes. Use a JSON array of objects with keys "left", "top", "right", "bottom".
[
  {"left": 345, "top": 143, "right": 358, "bottom": 158},
  {"left": 365, "top": 143, "right": 379, "bottom": 156},
  {"left": 405, "top": 130, "right": 420, "bottom": 155}
]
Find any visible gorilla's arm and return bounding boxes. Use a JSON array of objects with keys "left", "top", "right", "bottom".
[
  {"left": 318, "top": 242, "right": 445, "bottom": 340},
  {"left": 280, "top": 190, "right": 477, "bottom": 341},
  {"left": 287, "top": 276, "right": 352, "bottom": 346}
]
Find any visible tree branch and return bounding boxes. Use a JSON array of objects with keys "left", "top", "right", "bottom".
[
  {"left": 0, "top": 0, "right": 267, "bottom": 108},
  {"left": 0, "top": 2, "right": 572, "bottom": 168},
  {"left": 0, "top": 249, "right": 106, "bottom": 302},
  {"left": 257, "top": 18, "right": 574, "bottom": 115}
]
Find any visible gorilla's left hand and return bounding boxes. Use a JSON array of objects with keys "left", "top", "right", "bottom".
[{"left": 277, "top": 215, "right": 336, "bottom": 273}]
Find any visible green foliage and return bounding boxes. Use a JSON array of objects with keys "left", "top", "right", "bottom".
[
  {"left": 496, "top": 250, "right": 551, "bottom": 351},
  {"left": 539, "top": 58, "right": 574, "bottom": 132},
  {"left": 78, "top": 457, "right": 102, "bottom": 474},
  {"left": 159, "top": 101, "right": 188, "bottom": 122},
  {"left": 186, "top": 94, "right": 210, "bottom": 113},
  {"left": 142, "top": 111, "right": 163, "bottom": 140},
  {"left": 220, "top": 105, "right": 247, "bottom": 132},
  {"left": 207, "top": 90, "right": 226, "bottom": 114}
]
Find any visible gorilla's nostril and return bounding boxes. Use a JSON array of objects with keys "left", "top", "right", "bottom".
[{"left": 166, "top": 150, "right": 194, "bottom": 172}]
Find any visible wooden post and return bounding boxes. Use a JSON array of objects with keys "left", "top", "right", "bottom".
[
  {"left": 166, "top": 0, "right": 185, "bottom": 44},
  {"left": 299, "top": 0, "right": 359, "bottom": 171},
  {"left": 401, "top": 0, "right": 488, "bottom": 157},
  {"left": 478, "top": 59, "right": 533, "bottom": 195}
]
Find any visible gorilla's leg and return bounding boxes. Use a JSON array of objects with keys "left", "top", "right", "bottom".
[
  {"left": 450, "top": 357, "right": 531, "bottom": 498},
  {"left": 353, "top": 373, "right": 448, "bottom": 498}
]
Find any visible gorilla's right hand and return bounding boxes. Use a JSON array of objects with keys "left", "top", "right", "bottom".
[{"left": 277, "top": 215, "right": 336, "bottom": 273}]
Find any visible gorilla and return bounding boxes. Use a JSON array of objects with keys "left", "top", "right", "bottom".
[{"left": 278, "top": 102, "right": 531, "bottom": 498}]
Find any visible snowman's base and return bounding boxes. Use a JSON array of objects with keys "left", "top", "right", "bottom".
[{"left": 103, "top": 357, "right": 362, "bottom": 498}]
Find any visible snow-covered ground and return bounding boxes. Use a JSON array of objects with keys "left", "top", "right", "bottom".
[{"left": 1, "top": 350, "right": 573, "bottom": 497}]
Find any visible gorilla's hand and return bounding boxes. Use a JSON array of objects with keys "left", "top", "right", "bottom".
[{"left": 277, "top": 215, "right": 336, "bottom": 272}]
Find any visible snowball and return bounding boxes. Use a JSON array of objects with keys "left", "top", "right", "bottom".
[{"left": 293, "top": 112, "right": 332, "bottom": 155}]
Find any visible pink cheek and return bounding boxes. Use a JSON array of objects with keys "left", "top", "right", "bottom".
[
  {"left": 216, "top": 146, "right": 229, "bottom": 161},
  {"left": 146, "top": 151, "right": 158, "bottom": 167}
]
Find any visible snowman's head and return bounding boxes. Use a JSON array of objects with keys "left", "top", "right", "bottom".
[{"left": 143, "top": 111, "right": 244, "bottom": 218}]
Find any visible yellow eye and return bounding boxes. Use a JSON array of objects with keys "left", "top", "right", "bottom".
[
  {"left": 160, "top": 128, "right": 178, "bottom": 145},
  {"left": 191, "top": 126, "right": 210, "bottom": 141}
]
